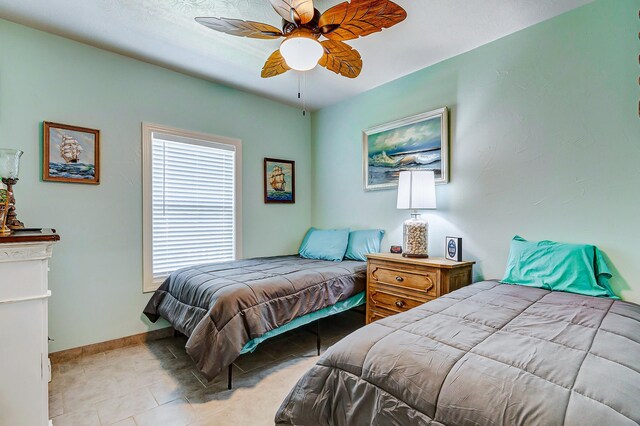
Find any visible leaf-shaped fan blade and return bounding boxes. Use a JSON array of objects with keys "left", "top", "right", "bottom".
[
  {"left": 318, "top": 40, "right": 362, "bottom": 78},
  {"left": 195, "top": 17, "right": 283, "bottom": 39},
  {"left": 269, "top": 0, "right": 315, "bottom": 24},
  {"left": 318, "top": 0, "right": 407, "bottom": 41},
  {"left": 261, "top": 50, "right": 291, "bottom": 78}
]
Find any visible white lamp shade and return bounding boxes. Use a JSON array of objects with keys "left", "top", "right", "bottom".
[
  {"left": 397, "top": 170, "right": 437, "bottom": 210},
  {"left": 280, "top": 36, "right": 323, "bottom": 71}
]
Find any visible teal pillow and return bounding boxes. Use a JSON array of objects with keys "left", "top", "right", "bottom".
[
  {"left": 345, "top": 229, "right": 385, "bottom": 261},
  {"left": 502, "top": 236, "right": 617, "bottom": 298},
  {"left": 299, "top": 228, "right": 350, "bottom": 262}
]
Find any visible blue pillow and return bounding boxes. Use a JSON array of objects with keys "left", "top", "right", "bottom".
[
  {"left": 299, "top": 228, "right": 350, "bottom": 262},
  {"left": 345, "top": 229, "right": 385, "bottom": 261},
  {"left": 501, "top": 236, "right": 617, "bottom": 298}
]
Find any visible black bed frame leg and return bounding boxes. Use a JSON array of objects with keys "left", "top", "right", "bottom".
[
  {"left": 228, "top": 364, "right": 233, "bottom": 390},
  {"left": 316, "top": 318, "right": 321, "bottom": 356}
]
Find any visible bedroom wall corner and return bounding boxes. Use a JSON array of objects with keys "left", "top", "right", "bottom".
[{"left": 310, "top": 0, "right": 640, "bottom": 303}]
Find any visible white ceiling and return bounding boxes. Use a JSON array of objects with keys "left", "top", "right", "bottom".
[{"left": 0, "top": 0, "right": 592, "bottom": 110}]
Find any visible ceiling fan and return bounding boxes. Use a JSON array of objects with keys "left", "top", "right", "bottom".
[{"left": 195, "top": 0, "right": 407, "bottom": 79}]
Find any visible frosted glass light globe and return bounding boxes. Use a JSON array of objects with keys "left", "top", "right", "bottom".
[{"left": 280, "top": 36, "right": 323, "bottom": 71}]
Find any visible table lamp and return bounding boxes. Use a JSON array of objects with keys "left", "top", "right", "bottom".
[
  {"left": 396, "top": 170, "right": 436, "bottom": 258},
  {"left": 0, "top": 148, "right": 25, "bottom": 229}
]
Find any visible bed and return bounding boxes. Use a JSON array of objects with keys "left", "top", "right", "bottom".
[
  {"left": 143, "top": 255, "right": 366, "bottom": 381},
  {"left": 275, "top": 280, "right": 640, "bottom": 425}
]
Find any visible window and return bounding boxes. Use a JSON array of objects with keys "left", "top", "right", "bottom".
[{"left": 142, "top": 123, "right": 242, "bottom": 292}]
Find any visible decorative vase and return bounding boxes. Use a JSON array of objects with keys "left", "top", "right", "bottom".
[{"left": 402, "top": 212, "right": 429, "bottom": 258}]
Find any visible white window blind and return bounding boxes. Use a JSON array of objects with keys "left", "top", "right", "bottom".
[{"left": 142, "top": 124, "right": 241, "bottom": 292}]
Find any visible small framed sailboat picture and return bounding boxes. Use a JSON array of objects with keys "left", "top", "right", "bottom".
[
  {"left": 42, "top": 121, "right": 100, "bottom": 184},
  {"left": 264, "top": 158, "right": 295, "bottom": 204}
]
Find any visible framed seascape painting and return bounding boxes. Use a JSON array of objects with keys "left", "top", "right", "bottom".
[
  {"left": 43, "top": 122, "right": 100, "bottom": 184},
  {"left": 363, "top": 107, "right": 449, "bottom": 191},
  {"left": 264, "top": 158, "right": 295, "bottom": 204}
]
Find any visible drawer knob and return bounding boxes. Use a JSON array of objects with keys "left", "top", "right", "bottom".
[
  {"left": 395, "top": 276, "right": 404, "bottom": 282},
  {"left": 395, "top": 300, "right": 406, "bottom": 308}
]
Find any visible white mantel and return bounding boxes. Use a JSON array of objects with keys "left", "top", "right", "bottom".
[
  {"left": 0, "top": 231, "right": 59, "bottom": 426},
  {"left": 0, "top": 241, "right": 54, "bottom": 262}
]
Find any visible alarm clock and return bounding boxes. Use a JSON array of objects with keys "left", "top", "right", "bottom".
[
  {"left": 390, "top": 245, "right": 403, "bottom": 254},
  {"left": 445, "top": 237, "right": 462, "bottom": 261}
]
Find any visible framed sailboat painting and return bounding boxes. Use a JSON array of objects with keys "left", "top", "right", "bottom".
[
  {"left": 264, "top": 158, "right": 295, "bottom": 204},
  {"left": 43, "top": 122, "right": 100, "bottom": 184}
]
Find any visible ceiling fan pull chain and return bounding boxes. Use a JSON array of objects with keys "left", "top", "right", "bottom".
[
  {"left": 297, "top": 71, "right": 306, "bottom": 116},
  {"left": 302, "top": 72, "right": 307, "bottom": 117}
]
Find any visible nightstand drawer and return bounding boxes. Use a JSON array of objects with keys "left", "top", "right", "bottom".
[
  {"left": 367, "top": 308, "right": 393, "bottom": 323},
  {"left": 369, "top": 286, "right": 427, "bottom": 313},
  {"left": 370, "top": 265, "right": 438, "bottom": 297}
]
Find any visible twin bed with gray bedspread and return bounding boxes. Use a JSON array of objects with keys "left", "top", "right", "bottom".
[
  {"left": 276, "top": 280, "right": 640, "bottom": 425},
  {"left": 143, "top": 255, "right": 365, "bottom": 380}
]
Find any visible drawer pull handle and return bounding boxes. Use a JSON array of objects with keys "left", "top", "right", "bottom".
[
  {"left": 395, "top": 276, "right": 404, "bottom": 282},
  {"left": 395, "top": 300, "right": 406, "bottom": 308}
]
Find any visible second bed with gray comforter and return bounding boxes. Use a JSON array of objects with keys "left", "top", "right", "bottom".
[
  {"left": 143, "top": 255, "right": 365, "bottom": 380},
  {"left": 276, "top": 280, "right": 640, "bottom": 425}
]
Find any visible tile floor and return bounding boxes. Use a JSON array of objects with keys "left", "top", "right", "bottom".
[{"left": 50, "top": 310, "right": 364, "bottom": 426}]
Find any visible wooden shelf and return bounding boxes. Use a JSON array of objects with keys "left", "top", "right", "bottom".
[{"left": 0, "top": 229, "right": 60, "bottom": 244}]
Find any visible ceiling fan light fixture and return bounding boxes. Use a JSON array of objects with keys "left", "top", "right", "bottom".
[
  {"left": 197, "top": 0, "right": 407, "bottom": 79},
  {"left": 279, "top": 35, "right": 323, "bottom": 71}
]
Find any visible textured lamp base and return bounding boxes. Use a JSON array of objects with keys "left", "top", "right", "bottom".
[{"left": 402, "top": 212, "right": 429, "bottom": 258}]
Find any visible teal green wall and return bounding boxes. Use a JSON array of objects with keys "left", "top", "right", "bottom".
[
  {"left": 2, "top": 0, "right": 638, "bottom": 353},
  {"left": 311, "top": 0, "right": 640, "bottom": 303},
  {"left": 0, "top": 19, "right": 311, "bottom": 352}
]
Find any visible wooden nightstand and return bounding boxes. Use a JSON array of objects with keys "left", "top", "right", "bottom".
[{"left": 365, "top": 253, "right": 475, "bottom": 324}]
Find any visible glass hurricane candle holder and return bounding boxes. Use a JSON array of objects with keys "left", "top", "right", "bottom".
[{"left": 0, "top": 148, "right": 23, "bottom": 179}]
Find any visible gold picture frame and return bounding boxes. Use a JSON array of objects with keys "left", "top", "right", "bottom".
[{"left": 43, "top": 121, "right": 100, "bottom": 184}]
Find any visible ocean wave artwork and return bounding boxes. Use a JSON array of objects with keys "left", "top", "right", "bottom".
[
  {"left": 364, "top": 108, "right": 448, "bottom": 189},
  {"left": 48, "top": 162, "right": 95, "bottom": 180},
  {"left": 266, "top": 189, "right": 293, "bottom": 202}
]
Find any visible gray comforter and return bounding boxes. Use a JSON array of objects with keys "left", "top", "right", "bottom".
[
  {"left": 276, "top": 280, "right": 640, "bottom": 425},
  {"left": 143, "top": 255, "right": 365, "bottom": 380}
]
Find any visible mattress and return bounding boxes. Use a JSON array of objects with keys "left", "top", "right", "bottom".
[
  {"left": 143, "top": 255, "right": 366, "bottom": 380},
  {"left": 276, "top": 280, "right": 640, "bottom": 425}
]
